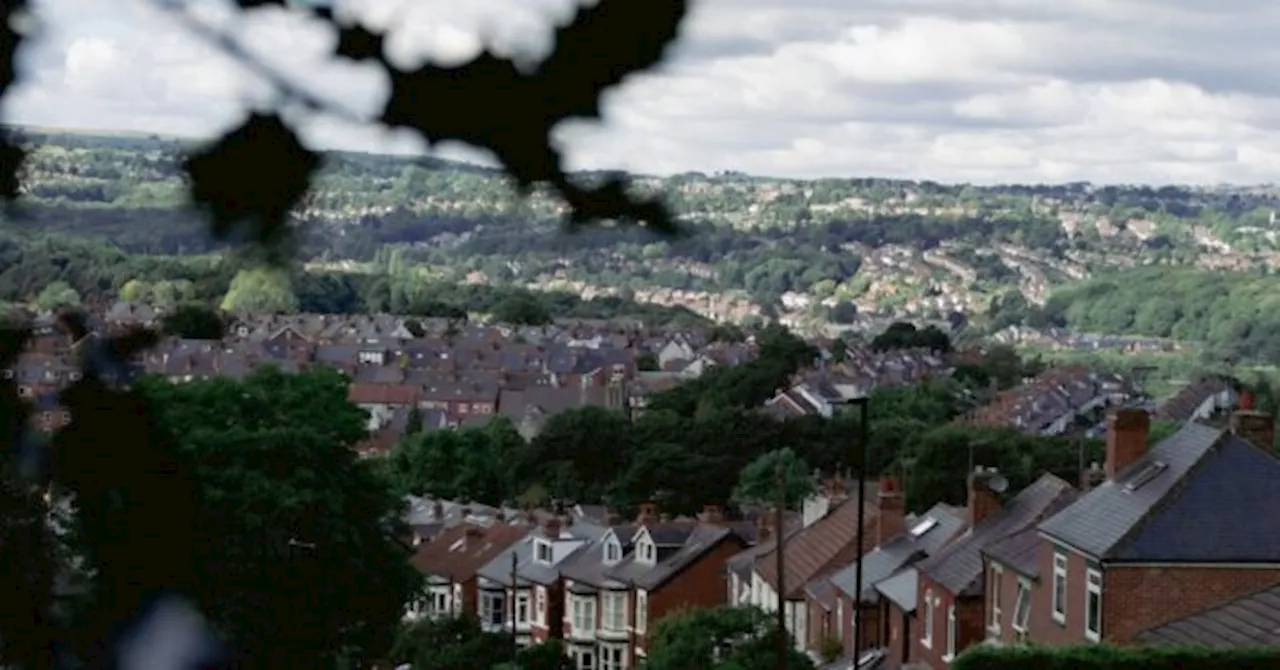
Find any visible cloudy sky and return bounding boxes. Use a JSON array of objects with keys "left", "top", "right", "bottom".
[{"left": 5, "top": 0, "right": 1280, "bottom": 185}]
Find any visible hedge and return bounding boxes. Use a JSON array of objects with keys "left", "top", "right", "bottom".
[{"left": 951, "top": 644, "right": 1280, "bottom": 670}]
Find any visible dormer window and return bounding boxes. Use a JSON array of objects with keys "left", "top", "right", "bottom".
[
  {"left": 535, "top": 539, "right": 553, "bottom": 564},
  {"left": 603, "top": 537, "right": 621, "bottom": 564},
  {"left": 636, "top": 538, "right": 656, "bottom": 564}
]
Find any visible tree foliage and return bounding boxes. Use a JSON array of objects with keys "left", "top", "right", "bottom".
[
  {"left": 734, "top": 448, "right": 815, "bottom": 510},
  {"left": 646, "top": 605, "right": 814, "bottom": 670}
]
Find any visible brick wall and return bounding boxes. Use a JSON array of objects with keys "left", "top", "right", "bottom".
[
  {"left": 1028, "top": 540, "right": 1280, "bottom": 645},
  {"left": 639, "top": 535, "right": 745, "bottom": 659},
  {"left": 1104, "top": 565, "right": 1280, "bottom": 642}
]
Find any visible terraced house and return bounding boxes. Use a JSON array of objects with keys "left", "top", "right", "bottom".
[{"left": 1022, "top": 408, "right": 1280, "bottom": 647}]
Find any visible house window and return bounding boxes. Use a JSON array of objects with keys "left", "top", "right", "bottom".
[
  {"left": 572, "top": 596, "right": 596, "bottom": 634},
  {"left": 575, "top": 649, "right": 596, "bottom": 670},
  {"left": 636, "top": 539, "right": 655, "bottom": 564},
  {"left": 989, "top": 564, "right": 1003, "bottom": 634},
  {"left": 431, "top": 589, "right": 449, "bottom": 615},
  {"left": 1051, "top": 552, "right": 1068, "bottom": 623},
  {"left": 635, "top": 590, "right": 649, "bottom": 634},
  {"left": 535, "top": 539, "right": 553, "bottom": 564},
  {"left": 921, "top": 589, "right": 934, "bottom": 648},
  {"left": 603, "top": 591, "right": 626, "bottom": 632},
  {"left": 604, "top": 538, "right": 621, "bottom": 564},
  {"left": 1012, "top": 579, "right": 1032, "bottom": 638},
  {"left": 944, "top": 604, "right": 956, "bottom": 661},
  {"left": 482, "top": 592, "right": 505, "bottom": 626},
  {"left": 536, "top": 587, "right": 547, "bottom": 625},
  {"left": 600, "top": 643, "right": 626, "bottom": 670},
  {"left": 1085, "top": 569, "right": 1102, "bottom": 642},
  {"left": 516, "top": 592, "right": 530, "bottom": 624}
]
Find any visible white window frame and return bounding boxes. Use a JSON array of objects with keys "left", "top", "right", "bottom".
[
  {"left": 921, "top": 589, "right": 934, "bottom": 648},
  {"left": 1051, "top": 552, "right": 1068, "bottom": 624},
  {"left": 1085, "top": 568, "right": 1102, "bottom": 642},
  {"left": 635, "top": 590, "right": 649, "bottom": 634},
  {"left": 431, "top": 589, "right": 449, "bottom": 616},
  {"left": 572, "top": 595, "right": 596, "bottom": 635},
  {"left": 1012, "top": 578, "right": 1032, "bottom": 637},
  {"left": 604, "top": 538, "right": 622, "bottom": 564},
  {"left": 603, "top": 591, "right": 627, "bottom": 632},
  {"left": 535, "top": 539, "right": 553, "bottom": 564},
  {"left": 481, "top": 591, "right": 505, "bottom": 626},
  {"left": 574, "top": 647, "right": 596, "bottom": 670},
  {"left": 943, "top": 604, "right": 956, "bottom": 662},
  {"left": 989, "top": 563, "right": 1003, "bottom": 634},
  {"left": 535, "top": 586, "right": 547, "bottom": 626},
  {"left": 516, "top": 592, "right": 530, "bottom": 624},
  {"left": 600, "top": 642, "right": 627, "bottom": 670},
  {"left": 636, "top": 539, "right": 656, "bottom": 564}
]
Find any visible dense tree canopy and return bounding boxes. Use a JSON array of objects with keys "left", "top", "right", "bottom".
[
  {"left": 646, "top": 605, "right": 814, "bottom": 670},
  {"left": 133, "top": 367, "right": 419, "bottom": 668}
]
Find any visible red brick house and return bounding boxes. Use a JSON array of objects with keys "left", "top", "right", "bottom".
[
  {"left": 909, "top": 470, "right": 1077, "bottom": 669},
  {"left": 407, "top": 521, "right": 528, "bottom": 621},
  {"left": 1029, "top": 408, "right": 1280, "bottom": 646}
]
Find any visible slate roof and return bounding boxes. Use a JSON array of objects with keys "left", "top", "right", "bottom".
[
  {"left": 1136, "top": 584, "right": 1280, "bottom": 648},
  {"left": 982, "top": 527, "right": 1044, "bottom": 578},
  {"left": 631, "top": 524, "right": 737, "bottom": 591},
  {"left": 1038, "top": 422, "right": 1280, "bottom": 561},
  {"left": 918, "top": 473, "right": 1077, "bottom": 597},
  {"left": 755, "top": 494, "right": 881, "bottom": 599},
  {"left": 827, "top": 502, "right": 966, "bottom": 603},
  {"left": 409, "top": 522, "right": 529, "bottom": 582},
  {"left": 875, "top": 568, "right": 918, "bottom": 613}
]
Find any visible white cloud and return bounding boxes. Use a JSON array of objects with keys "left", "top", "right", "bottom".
[{"left": 5, "top": 0, "right": 1280, "bottom": 184}]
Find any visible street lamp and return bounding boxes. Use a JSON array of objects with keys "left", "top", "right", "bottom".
[{"left": 834, "top": 391, "right": 871, "bottom": 656}]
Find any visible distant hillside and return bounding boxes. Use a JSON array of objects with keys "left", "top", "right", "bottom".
[{"left": 8, "top": 127, "right": 1280, "bottom": 329}]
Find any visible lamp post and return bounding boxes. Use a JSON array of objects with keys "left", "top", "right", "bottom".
[{"left": 835, "top": 392, "right": 871, "bottom": 656}]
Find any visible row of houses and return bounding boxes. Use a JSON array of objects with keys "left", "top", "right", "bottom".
[{"left": 404, "top": 405, "right": 1280, "bottom": 669}]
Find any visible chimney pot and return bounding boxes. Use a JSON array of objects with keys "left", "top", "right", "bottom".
[
  {"left": 637, "top": 501, "right": 658, "bottom": 525},
  {"left": 700, "top": 504, "right": 724, "bottom": 524},
  {"left": 1105, "top": 409, "right": 1151, "bottom": 479}
]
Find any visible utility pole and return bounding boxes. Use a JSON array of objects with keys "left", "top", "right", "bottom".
[
  {"left": 510, "top": 549, "right": 519, "bottom": 668},
  {"left": 775, "top": 461, "right": 787, "bottom": 670},
  {"left": 852, "top": 398, "right": 869, "bottom": 657}
]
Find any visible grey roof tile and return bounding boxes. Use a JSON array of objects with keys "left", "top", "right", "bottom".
[
  {"left": 828, "top": 503, "right": 966, "bottom": 602},
  {"left": 919, "top": 474, "right": 1077, "bottom": 597},
  {"left": 1136, "top": 585, "right": 1280, "bottom": 648},
  {"left": 1038, "top": 422, "right": 1280, "bottom": 561}
]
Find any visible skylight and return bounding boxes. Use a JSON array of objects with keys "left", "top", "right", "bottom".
[
  {"left": 1123, "top": 461, "right": 1169, "bottom": 493},
  {"left": 909, "top": 517, "right": 938, "bottom": 537}
]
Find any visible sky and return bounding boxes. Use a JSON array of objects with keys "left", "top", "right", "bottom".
[{"left": 6, "top": 0, "right": 1280, "bottom": 185}]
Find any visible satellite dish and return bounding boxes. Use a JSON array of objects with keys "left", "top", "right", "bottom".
[{"left": 987, "top": 474, "right": 1009, "bottom": 493}]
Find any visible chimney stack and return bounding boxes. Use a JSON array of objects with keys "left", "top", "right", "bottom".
[
  {"left": 432, "top": 501, "right": 444, "bottom": 520},
  {"left": 967, "top": 466, "right": 1003, "bottom": 527},
  {"left": 876, "top": 476, "right": 905, "bottom": 544},
  {"left": 756, "top": 508, "right": 775, "bottom": 544},
  {"left": 605, "top": 507, "right": 622, "bottom": 525},
  {"left": 700, "top": 504, "right": 724, "bottom": 524},
  {"left": 542, "top": 516, "right": 561, "bottom": 541},
  {"left": 636, "top": 502, "right": 658, "bottom": 525},
  {"left": 1105, "top": 409, "right": 1151, "bottom": 479},
  {"left": 1231, "top": 409, "right": 1275, "bottom": 453}
]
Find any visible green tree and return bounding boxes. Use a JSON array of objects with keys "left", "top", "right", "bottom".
[
  {"left": 0, "top": 459, "right": 62, "bottom": 669},
  {"left": 388, "top": 615, "right": 508, "bottom": 670},
  {"left": 646, "top": 605, "right": 813, "bottom": 670},
  {"left": 135, "top": 367, "right": 416, "bottom": 667},
  {"left": 491, "top": 292, "right": 553, "bottom": 326},
  {"left": 118, "top": 278, "right": 150, "bottom": 302},
  {"left": 220, "top": 267, "right": 299, "bottom": 314},
  {"left": 34, "top": 281, "right": 81, "bottom": 310},
  {"left": 160, "top": 303, "right": 226, "bottom": 340},
  {"left": 734, "top": 448, "right": 815, "bottom": 510}
]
